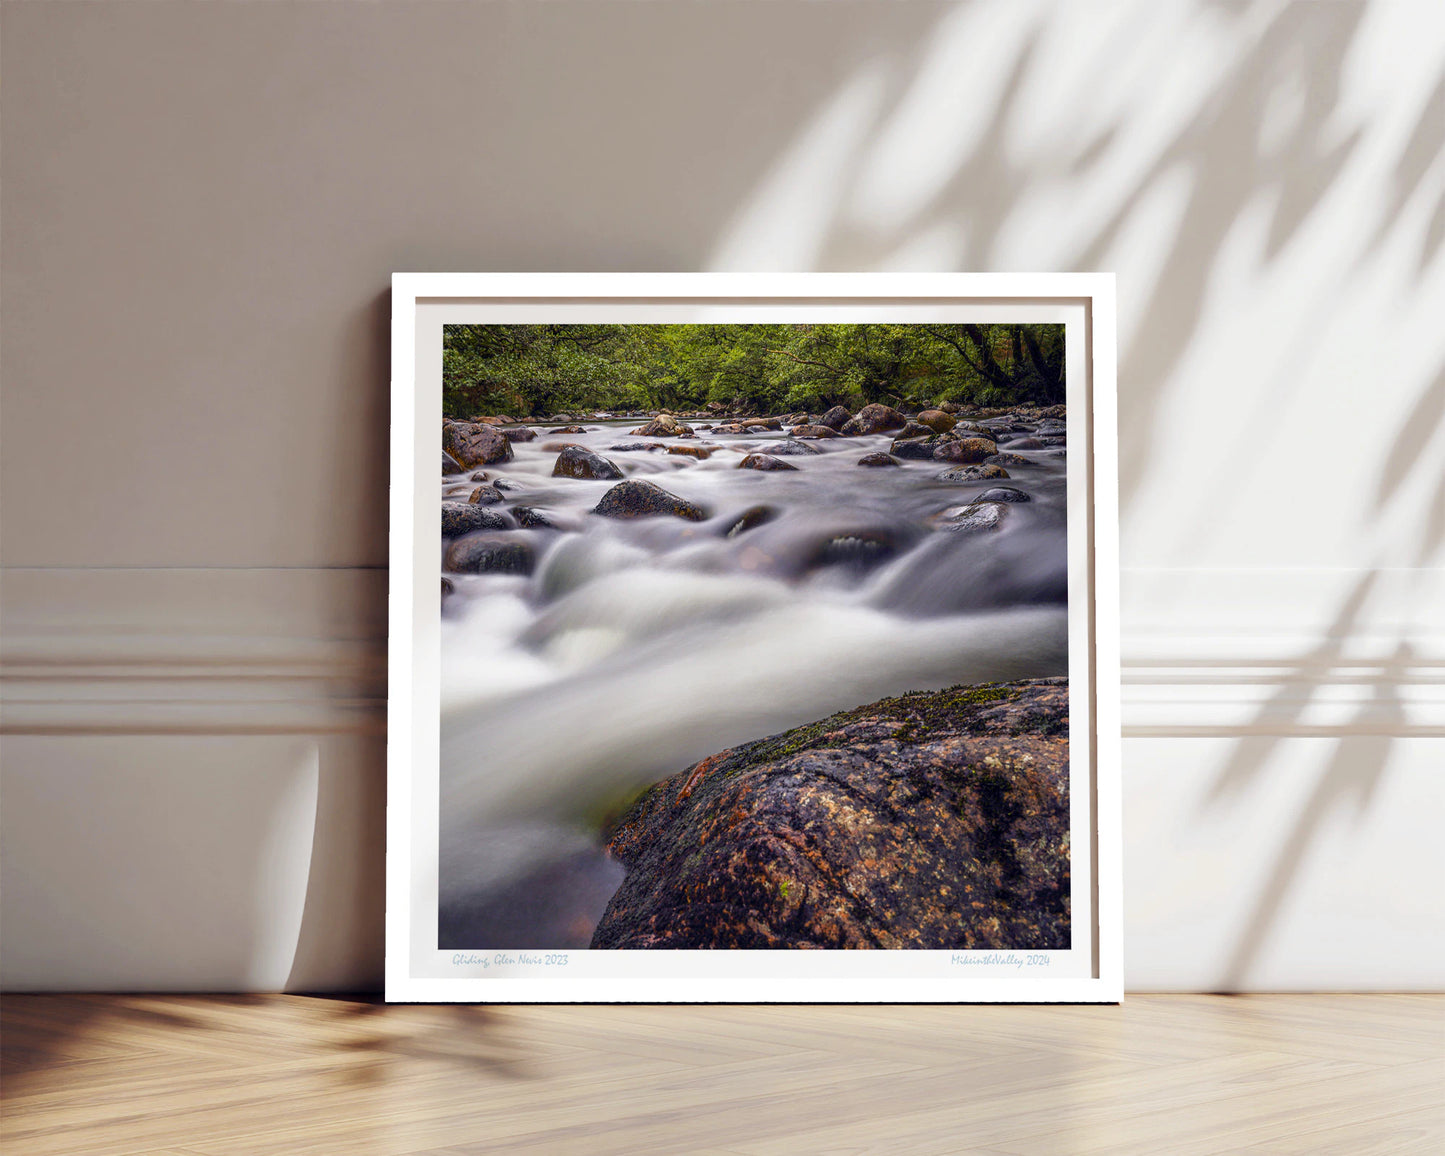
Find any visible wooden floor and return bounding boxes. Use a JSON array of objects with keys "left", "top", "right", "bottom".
[{"left": 1, "top": 995, "right": 1440, "bottom": 1155}]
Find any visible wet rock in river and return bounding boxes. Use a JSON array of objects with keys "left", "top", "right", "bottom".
[
  {"left": 443, "top": 420, "right": 514, "bottom": 468},
  {"left": 937, "top": 502, "right": 1007, "bottom": 533},
  {"left": 809, "top": 530, "right": 902, "bottom": 571},
  {"left": 594, "top": 479, "right": 707, "bottom": 522},
  {"left": 442, "top": 502, "right": 507, "bottom": 536},
  {"left": 505, "top": 426, "right": 537, "bottom": 443},
  {"left": 443, "top": 533, "right": 535, "bottom": 574},
  {"left": 984, "top": 453, "right": 1031, "bottom": 467},
  {"left": 590, "top": 678, "right": 1070, "bottom": 950},
  {"left": 939, "top": 464, "right": 1010, "bottom": 481},
  {"left": 608, "top": 442, "right": 668, "bottom": 453},
  {"left": 443, "top": 451, "right": 466, "bottom": 475},
  {"left": 738, "top": 453, "right": 799, "bottom": 472},
  {"left": 977, "top": 486, "right": 1031, "bottom": 503},
  {"left": 634, "top": 414, "right": 691, "bottom": 437},
  {"left": 667, "top": 444, "right": 715, "bottom": 459},
  {"left": 818, "top": 405, "right": 852, "bottom": 430},
  {"left": 553, "top": 445, "right": 624, "bottom": 480},
  {"left": 468, "top": 483, "right": 505, "bottom": 505},
  {"left": 839, "top": 403, "right": 907, "bottom": 436},
  {"left": 889, "top": 439, "right": 941, "bottom": 461},
  {"left": 1005, "top": 437, "right": 1045, "bottom": 450},
  {"left": 896, "top": 421, "right": 933, "bottom": 440},
  {"left": 789, "top": 425, "right": 841, "bottom": 439},
  {"left": 553, "top": 425, "right": 588, "bottom": 434},
  {"left": 511, "top": 505, "right": 556, "bottom": 529},
  {"left": 441, "top": 576, "right": 455, "bottom": 598},
  {"left": 469, "top": 470, "right": 489, "bottom": 482},
  {"left": 753, "top": 440, "right": 819, "bottom": 456},
  {"left": 934, "top": 438, "right": 998, "bottom": 465},
  {"left": 917, "top": 409, "right": 957, "bottom": 433},
  {"left": 724, "top": 505, "right": 776, "bottom": 538},
  {"left": 739, "top": 417, "right": 783, "bottom": 431},
  {"left": 857, "top": 452, "right": 901, "bottom": 468}
]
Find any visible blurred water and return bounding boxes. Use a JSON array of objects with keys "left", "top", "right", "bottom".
[{"left": 438, "top": 418, "right": 1068, "bottom": 947}]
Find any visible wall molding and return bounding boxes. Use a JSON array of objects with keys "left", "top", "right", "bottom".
[{"left": 3, "top": 565, "right": 1442, "bottom": 736}]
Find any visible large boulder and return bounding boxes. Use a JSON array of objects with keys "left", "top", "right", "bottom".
[
  {"left": 443, "top": 533, "right": 535, "bottom": 574},
  {"left": 839, "top": 403, "right": 907, "bottom": 436},
  {"left": 738, "top": 453, "right": 799, "bottom": 472},
  {"left": 593, "top": 479, "right": 707, "bottom": 521},
  {"left": 443, "top": 420, "right": 514, "bottom": 468},
  {"left": 441, "top": 502, "right": 507, "bottom": 536},
  {"left": 505, "top": 427, "right": 538, "bottom": 443},
  {"left": 818, "top": 405, "right": 852, "bottom": 431},
  {"left": 552, "top": 445, "right": 624, "bottom": 480},
  {"left": 591, "top": 678, "right": 1070, "bottom": 950},
  {"left": 442, "top": 451, "right": 466, "bottom": 475},
  {"left": 789, "top": 425, "right": 842, "bottom": 439},
  {"left": 916, "top": 409, "right": 957, "bottom": 433},
  {"left": 934, "top": 438, "right": 998, "bottom": 465},
  {"left": 634, "top": 414, "right": 691, "bottom": 438}
]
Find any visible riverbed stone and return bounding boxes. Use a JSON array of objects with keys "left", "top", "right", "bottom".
[
  {"left": 590, "top": 678, "right": 1070, "bottom": 950},
  {"left": 984, "top": 453, "right": 1031, "bottom": 467},
  {"left": 790, "top": 425, "right": 841, "bottom": 439},
  {"left": 723, "top": 505, "right": 776, "bottom": 538},
  {"left": 504, "top": 426, "right": 537, "bottom": 443},
  {"left": 818, "top": 405, "right": 852, "bottom": 430},
  {"left": 511, "top": 505, "right": 556, "bottom": 529},
  {"left": 917, "top": 409, "right": 957, "bottom": 433},
  {"left": 594, "top": 479, "right": 707, "bottom": 521},
  {"left": 444, "top": 534, "right": 535, "bottom": 574},
  {"left": 552, "top": 445, "right": 624, "bottom": 480},
  {"left": 443, "top": 420, "right": 514, "bottom": 468},
  {"left": 939, "top": 464, "right": 1010, "bottom": 482},
  {"left": 857, "top": 452, "right": 901, "bottom": 467},
  {"left": 839, "top": 403, "right": 907, "bottom": 436},
  {"left": 934, "top": 438, "right": 998, "bottom": 465},
  {"left": 468, "top": 483, "right": 505, "bottom": 505},
  {"left": 751, "top": 440, "right": 819, "bottom": 456},
  {"left": 441, "top": 502, "right": 507, "bottom": 536},
  {"left": 443, "top": 451, "right": 466, "bottom": 475},
  {"left": 634, "top": 414, "right": 691, "bottom": 437},
  {"left": 977, "top": 486, "right": 1031, "bottom": 503},
  {"left": 738, "top": 453, "right": 799, "bottom": 472},
  {"left": 937, "top": 502, "right": 1007, "bottom": 533}
]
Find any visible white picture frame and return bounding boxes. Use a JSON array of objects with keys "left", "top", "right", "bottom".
[{"left": 387, "top": 273, "right": 1120, "bottom": 1003}]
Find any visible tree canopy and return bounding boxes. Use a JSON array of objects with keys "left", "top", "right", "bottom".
[{"left": 442, "top": 323, "right": 1065, "bottom": 418}]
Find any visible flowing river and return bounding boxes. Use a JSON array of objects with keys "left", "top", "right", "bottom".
[{"left": 438, "top": 418, "right": 1069, "bottom": 947}]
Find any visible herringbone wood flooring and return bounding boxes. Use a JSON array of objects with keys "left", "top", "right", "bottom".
[{"left": 1, "top": 994, "right": 1440, "bottom": 1154}]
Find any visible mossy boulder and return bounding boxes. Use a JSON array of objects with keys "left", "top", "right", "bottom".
[{"left": 591, "top": 678, "right": 1070, "bottom": 950}]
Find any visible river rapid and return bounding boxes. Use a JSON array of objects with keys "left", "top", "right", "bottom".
[{"left": 438, "top": 418, "right": 1069, "bottom": 947}]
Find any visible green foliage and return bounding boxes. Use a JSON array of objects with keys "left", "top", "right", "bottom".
[{"left": 441, "top": 323, "right": 1065, "bottom": 419}]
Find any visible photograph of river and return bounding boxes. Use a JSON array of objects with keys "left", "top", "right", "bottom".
[{"left": 436, "top": 323, "right": 1072, "bottom": 952}]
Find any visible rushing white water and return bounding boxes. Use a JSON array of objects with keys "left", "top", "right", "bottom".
[{"left": 437, "top": 417, "right": 1068, "bottom": 947}]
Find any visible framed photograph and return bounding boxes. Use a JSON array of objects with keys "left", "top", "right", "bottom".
[{"left": 387, "top": 273, "right": 1120, "bottom": 1002}]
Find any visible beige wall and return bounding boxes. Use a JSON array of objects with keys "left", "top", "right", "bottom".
[{"left": 3, "top": 0, "right": 1442, "bottom": 990}]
